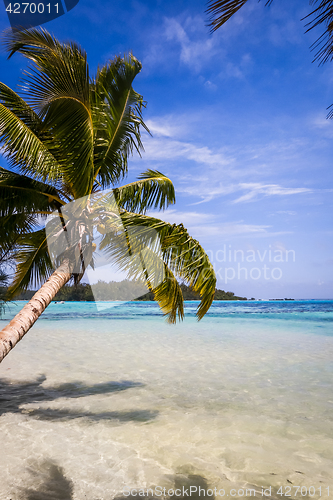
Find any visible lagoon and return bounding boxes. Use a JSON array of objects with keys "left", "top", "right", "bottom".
[{"left": 0, "top": 300, "right": 332, "bottom": 499}]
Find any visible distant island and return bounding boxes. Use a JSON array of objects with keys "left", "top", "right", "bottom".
[
  {"left": 269, "top": 298, "right": 295, "bottom": 301},
  {"left": 137, "top": 283, "right": 247, "bottom": 301},
  {"left": 7, "top": 280, "right": 248, "bottom": 302}
]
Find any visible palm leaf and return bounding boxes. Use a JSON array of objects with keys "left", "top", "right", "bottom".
[
  {"left": 1, "top": 212, "right": 38, "bottom": 252},
  {"left": 97, "top": 217, "right": 185, "bottom": 322},
  {"left": 3, "top": 27, "right": 61, "bottom": 59},
  {"left": 0, "top": 100, "right": 62, "bottom": 183},
  {"left": 4, "top": 28, "right": 89, "bottom": 107},
  {"left": 110, "top": 212, "right": 216, "bottom": 320},
  {"left": 113, "top": 170, "right": 175, "bottom": 213},
  {"left": 0, "top": 167, "right": 65, "bottom": 213},
  {"left": 207, "top": 0, "right": 248, "bottom": 31},
  {"left": 8, "top": 229, "right": 54, "bottom": 299},
  {"left": 4, "top": 27, "right": 94, "bottom": 198},
  {"left": 152, "top": 266, "right": 185, "bottom": 323},
  {"left": 42, "top": 98, "right": 94, "bottom": 198},
  {"left": 92, "top": 55, "right": 149, "bottom": 188},
  {"left": 304, "top": 0, "right": 333, "bottom": 65},
  {"left": 206, "top": 0, "right": 333, "bottom": 69},
  {"left": 206, "top": 0, "right": 272, "bottom": 32},
  {"left": 0, "top": 82, "right": 42, "bottom": 134}
]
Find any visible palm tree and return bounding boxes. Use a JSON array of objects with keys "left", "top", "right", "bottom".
[
  {"left": 0, "top": 28, "right": 216, "bottom": 363},
  {"left": 206, "top": 0, "right": 333, "bottom": 65}
]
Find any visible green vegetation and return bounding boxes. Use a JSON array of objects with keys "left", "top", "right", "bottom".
[
  {"left": 0, "top": 27, "right": 216, "bottom": 327},
  {"left": 0, "top": 28, "right": 217, "bottom": 361},
  {"left": 138, "top": 283, "right": 246, "bottom": 300},
  {"left": 6, "top": 281, "right": 247, "bottom": 302}
]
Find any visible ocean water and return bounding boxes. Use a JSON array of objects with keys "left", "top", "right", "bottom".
[{"left": 0, "top": 300, "right": 332, "bottom": 500}]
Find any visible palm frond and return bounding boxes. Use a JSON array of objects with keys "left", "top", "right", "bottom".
[
  {"left": 3, "top": 27, "right": 94, "bottom": 198},
  {"left": 42, "top": 98, "right": 94, "bottom": 198},
  {"left": 206, "top": 0, "right": 272, "bottom": 32},
  {"left": 113, "top": 170, "right": 175, "bottom": 213},
  {"left": 118, "top": 212, "right": 216, "bottom": 320},
  {"left": 92, "top": 54, "right": 149, "bottom": 188},
  {"left": 0, "top": 82, "right": 42, "bottom": 134},
  {"left": 206, "top": 0, "right": 333, "bottom": 69},
  {"left": 3, "top": 28, "right": 89, "bottom": 106},
  {"left": 1, "top": 212, "right": 38, "bottom": 252},
  {"left": 3, "top": 26, "right": 60, "bottom": 59},
  {"left": 0, "top": 101, "right": 61, "bottom": 182},
  {"left": 0, "top": 168, "right": 50, "bottom": 253},
  {"left": 97, "top": 217, "right": 185, "bottom": 322},
  {"left": 152, "top": 266, "right": 185, "bottom": 323},
  {"left": 0, "top": 167, "right": 65, "bottom": 214},
  {"left": 304, "top": 0, "right": 333, "bottom": 65},
  {"left": 8, "top": 229, "right": 54, "bottom": 299}
]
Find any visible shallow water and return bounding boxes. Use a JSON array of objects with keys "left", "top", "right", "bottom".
[{"left": 0, "top": 301, "right": 332, "bottom": 500}]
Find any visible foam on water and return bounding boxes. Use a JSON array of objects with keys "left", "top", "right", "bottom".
[{"left": 0, "top": 301, "right": 332, "bottom": 499}]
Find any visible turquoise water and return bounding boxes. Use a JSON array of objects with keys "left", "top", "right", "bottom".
[{"left": 0, "top": 301, "right": 332, "bottom": 499}]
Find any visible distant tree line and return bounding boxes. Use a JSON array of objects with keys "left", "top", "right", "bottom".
[
  {"left": 2, "top": 280, "right": 247, "bottom": 302},
  {"left": 137, "top": 283, "right": 247, "bottom": 301}
]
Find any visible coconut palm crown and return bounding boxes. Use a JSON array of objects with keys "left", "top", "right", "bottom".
[{"left": 0, "top": 28, "right": 216, "bottom": 362}]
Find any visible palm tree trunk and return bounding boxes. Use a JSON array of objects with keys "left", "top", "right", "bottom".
[{"left": 0, "top": 259, "right": 73, "bottom": 363}]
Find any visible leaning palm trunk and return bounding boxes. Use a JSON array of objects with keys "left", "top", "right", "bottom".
[{"left": 0, "top": 259, "right": 73, "bottom": 362}]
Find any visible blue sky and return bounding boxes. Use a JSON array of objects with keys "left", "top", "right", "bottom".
[{"left": 1, "top": 0, "right": 333, "bottom": 298}]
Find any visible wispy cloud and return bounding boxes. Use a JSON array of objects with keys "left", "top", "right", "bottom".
[
  {"left": 232, "top": 183, "right": 311, "bottom": 203},
  {"left": 164, "top": 16, "right": 218, "bottom": 72},
  {"left": 134, "top": 111, "right": 323, "bottom": 207},
  {"left": 176, "top": 178, "right": 311, "bottom": 204},
  {"left": 220, "top": 54, "right": 253, "bottom": 80},
  {"left": 141, "top": 136, "right": 233, "bottom": 169},
  {"left": 192, "top": 221, "right": 273, "bottom": 238},
  {"left": 268, "top": 19, "right": 303, "bottom": 47},
  {"left": 273, "top": 210, "right": 297, "bottom": 216},
  {"left": 145, "top": 118, "right": 187, "bottom": 139},
  {"left": 150, "top": 209, "right": 291, "bottom": 238}
]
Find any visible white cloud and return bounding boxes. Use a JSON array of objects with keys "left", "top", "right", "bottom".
[
  {"left": 145, "top": 120, "right": 176, "bottom": 138},
  {"left": 145, "top": 118, "right": 188, "bottom": 139},
  {"left": 178, "top": 180, "right": 311, "bottom": 204},
  {"left": 178, "top": 182, "right": 237, "bottom": 203},
  {"left": 232, "top": 183, "right": 311, "bottom": 203},
  {"left": 164, "top": 16, "right": 218, "bottom": 72},
  {"left": 134, "top": 114, "right": 317, "bottom": 205},
  {"left": 268, "top": 19, "right": 303, "bottom": 47},
  {"left": 204, "top": 80, "right": 217, "bottom": 91},
  {"left": 148, "top": 209, "right": 212, "bottom": 226},
  {"left": 141, "top": 136, "right": 233, "bottom": 169},
  {"left": 275, "top": 211, "right": 297, "bottom": 216},
  {"left": 220, "top": 54, "right": 252, "bottom": 80},
  {"left": 192, "top": 221, "right": 272, "bottom": 237},
  {"left": 148, "top": 209, "right": 291, "bottom": 239}
]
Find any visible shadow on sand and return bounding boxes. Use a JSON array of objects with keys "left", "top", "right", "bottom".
[
  {"left": 19, "top": 461, "right": 216, "bottom": 500},
  {"left": 0, "top": 375, "right": 158, "bottom": 423},
  {"left": 19, "top": 460, "right": 74, "bottom": 500},
  {"left": 16, "top": 459, "right": 311, "bottom": 500}
]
